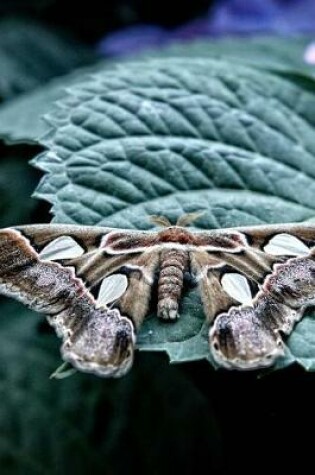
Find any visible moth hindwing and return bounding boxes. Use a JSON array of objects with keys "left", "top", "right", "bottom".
[{"left": 1, "top": 219, "right": 315, "bottom": 374}]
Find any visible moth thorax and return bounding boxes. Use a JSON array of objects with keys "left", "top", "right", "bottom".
[{"left": 157, "top": 249, "right": 189, "bottom": 320}]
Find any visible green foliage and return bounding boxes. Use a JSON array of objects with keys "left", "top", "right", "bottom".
[
  {"left": 0, "top": 61, "right": 110, "bottom": 144},
  {"left": 0, "top": 17, "right": 97, "bottom": 102},
  {"left": 0, "top": 147, "right": 39, "bottom": 226},
  {"left": 144, "top": 36, "right": 315, "bottom": 74}
]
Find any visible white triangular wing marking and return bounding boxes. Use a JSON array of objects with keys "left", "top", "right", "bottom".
[
  {"left": 97, "top": 274, "right": 128, "bottom": 307},
  {"left": 264, "top": 233, "right": 310, "bottom": 256},
  {"left": 39, "top": 236, "right": 84, "bottom": 260},
  {"left": 221, "top": 273, "right": 253, "bottom": 306}
]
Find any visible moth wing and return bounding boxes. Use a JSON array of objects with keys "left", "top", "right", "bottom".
[
  {"left": 15, "top": 224, "right": 113, "bottom": 253},
  {"left": 0, "top": 227, "right": 136, "bottom": 377},
  {"left": 204, "top": 222, "right": 315, "bottom": 305},
  {"left": 15, "top": 224, "right": 157, "bottom": 257},
  {"left": 64, "top": 248, "right": 160, "bottom": 328},
  {"left": 196, "top": 222, "right": 315, "bottom": 252},
  {"left": 209, "top": 305, "right": 286, "bottom": 370},
  {"left": 190, "top": 251, "right": 238, "bottom": 323},
  {"left": 192, "top": 229, "right": 274, "bottom": 288},
  {"left": 198, "top": 223, "right": 315, "bottom": 369},
  {"left": 193, "top": 246, "right": 287, "bottom": 369},
  {"left": 15, "top": 224, "right": 159, "bottom": 327},
  {"left": 233, "top": 222, "right": 315, "bottom": 255},
  {"left": 197, "top": 223, "right": 315, "bottom": 278}
]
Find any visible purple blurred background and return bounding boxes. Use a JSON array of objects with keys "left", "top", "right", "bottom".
[{"left": 99, "top": 0, "right": 315, "bottom": 58}]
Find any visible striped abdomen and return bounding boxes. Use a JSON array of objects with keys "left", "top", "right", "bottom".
[{"left": 157, "top": 249, "right": 189, "bottom": 319}]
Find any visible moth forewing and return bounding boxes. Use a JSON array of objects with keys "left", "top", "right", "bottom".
[{"left": 0, "top": 227, "right": 135, "bottom": 378}]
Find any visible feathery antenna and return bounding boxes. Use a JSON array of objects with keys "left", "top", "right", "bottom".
[
  {"left": 149, "top": 215, "right": 172, "bottom": 227},
  {"left": 176, "top": 211, "right": 204, "bottom": 227}
]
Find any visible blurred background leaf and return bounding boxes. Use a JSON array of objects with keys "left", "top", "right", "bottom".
[
  {"left": 141, "top": 36, "right": 315, "bottom": 75},
  {"left": 0, "top": 16, "right": 97, "bottom": 101},
  {"left": 0, "top": 145, "right": 41, "bottom": 226},
  {"left": 0, "top": 300, "right": 222, "bottom": 475}
]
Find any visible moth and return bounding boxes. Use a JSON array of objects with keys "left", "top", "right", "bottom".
[{"left": 1, "top": 214, "right": 315, "bottom": 376}]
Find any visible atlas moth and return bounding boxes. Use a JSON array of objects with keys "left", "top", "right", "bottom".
[{"left": 0, "top": 212, "right": 314, "bottom": 377}]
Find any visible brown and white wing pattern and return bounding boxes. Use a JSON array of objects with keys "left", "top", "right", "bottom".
[
  {"left": 16, "top": 224, "right": 161, "bottom": 327},
  {"left": 61, "top": 229, "right": 161, "bottom": 328},
  {"left": 206, "top": 224, "right": 315, "bottom": 370},
  {"left": 2, "top": 221, "right": 315, "bottom": 375},
  {"left": 0, "top": 226, "right": 135, "bottom": 377}
]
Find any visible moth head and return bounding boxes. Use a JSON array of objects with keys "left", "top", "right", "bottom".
[
  {"left": 61, "top": 308, "right": 135, "bottom": 377},
  {"left": 149, "top": 211, "right": 204, "bottom": 228}
]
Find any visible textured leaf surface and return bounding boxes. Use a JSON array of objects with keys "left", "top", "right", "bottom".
[
  {"left": 0, "top": 61, "right": 108, "bottom": 144},
  {"left": 0, "top": 17, "right": 96, "bottom": 101},
  {"left": 0, "top": 36, "right": 314, "bottom": 145},
  {"left": 31, "top": 57, "right": 315, "bottom": 369}
]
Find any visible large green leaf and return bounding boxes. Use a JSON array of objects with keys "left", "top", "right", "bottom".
[
  {"left": 0, "top": 16, "right": 97, "bottom": 101},
  {"left": 30, "top": 58, "right": 315, "bottom": 370},
  {"left": 0, "top": 36, "right": 314, "bottom": 144}
]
